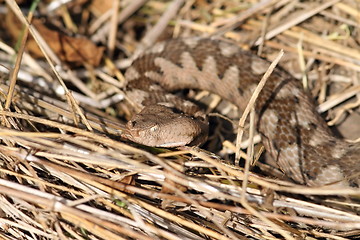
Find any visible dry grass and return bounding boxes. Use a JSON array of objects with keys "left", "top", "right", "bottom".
[{"left": 0, "top": 0, "right": 359, "bottom": 239}]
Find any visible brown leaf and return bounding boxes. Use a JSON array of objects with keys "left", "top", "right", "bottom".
[
  {"left": 34, "top": 19, "right": 104, "bottom": 66},
  {"left": 89, "top": 0, "right": 113, "bottom": 16},
  {"left": 6, "top": 11, "right": 104, "bottom": 66}
]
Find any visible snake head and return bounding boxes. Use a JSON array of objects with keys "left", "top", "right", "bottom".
[{"left": 123, "top": 104, "right": 208, "bottom": 147}]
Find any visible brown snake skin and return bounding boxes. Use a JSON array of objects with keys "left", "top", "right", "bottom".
[{"left": 123, "top": 38, "right": 360, "bottom": 188}]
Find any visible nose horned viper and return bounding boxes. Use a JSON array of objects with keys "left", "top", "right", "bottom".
[{"left": 123, "top": 38, "right": 360, "bottom": 188}]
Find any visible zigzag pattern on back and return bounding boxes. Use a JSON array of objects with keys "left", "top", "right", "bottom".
[{"left": 123, "top": 38, "right": 360, "bottom": 188}]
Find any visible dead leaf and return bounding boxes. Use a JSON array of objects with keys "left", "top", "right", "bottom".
[
  {"left": 89, "top": 0, "right": 113, "bottom": 16},
  {"left": 6, "top": 11, "right": 104, "bottom": 66}
]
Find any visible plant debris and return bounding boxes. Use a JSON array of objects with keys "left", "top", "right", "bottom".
[{"left": 0, "top": 0, "right": 359, "bottom": 239}]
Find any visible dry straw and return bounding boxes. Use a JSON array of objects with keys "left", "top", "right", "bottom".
[{"left": 0, "top": 0, "right": 359, "bottom": 239}]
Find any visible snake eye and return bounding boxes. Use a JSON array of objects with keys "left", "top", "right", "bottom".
[{"left": 150, "top": 125, "right": 159, "bottom": 132}]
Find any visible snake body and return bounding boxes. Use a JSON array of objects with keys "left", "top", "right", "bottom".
[{"left": 123, "top": 38, "right": 360, "bottom": 187}]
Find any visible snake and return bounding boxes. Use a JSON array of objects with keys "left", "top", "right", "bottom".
[{"left": 122, "top": 38, "right": 360, "bottom": 188}]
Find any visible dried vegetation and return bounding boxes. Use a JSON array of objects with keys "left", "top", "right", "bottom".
[{"left": 0, "top": 0, "right": 359, "bottom": 239}]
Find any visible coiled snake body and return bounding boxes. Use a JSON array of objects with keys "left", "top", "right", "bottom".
[{"left": 123, "top": 38, "right": 360, "bottom": 188}]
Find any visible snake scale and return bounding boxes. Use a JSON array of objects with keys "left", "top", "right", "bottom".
[{"left": 123, "top": 38, "right": 360, "bottom": 188}]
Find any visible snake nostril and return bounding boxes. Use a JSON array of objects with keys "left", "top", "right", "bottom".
[{"left": 128, "top": 120, "right": 136, "bottom": 127}]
